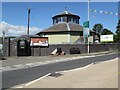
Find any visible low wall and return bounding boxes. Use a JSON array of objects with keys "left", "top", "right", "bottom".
[{"left": 3, "top": 38, "right": 119, "bottom": 57}]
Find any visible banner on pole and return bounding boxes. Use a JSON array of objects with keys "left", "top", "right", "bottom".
[
  {"left": 83, "top": 28, "right": 90, "bottom": 38},
  {"left": 83, "top": 21, "right": 89, "bottom": 28}
]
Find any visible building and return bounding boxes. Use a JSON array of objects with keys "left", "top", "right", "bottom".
[{"left": 37, "top": 10, "right": 98, "bottom": 44}]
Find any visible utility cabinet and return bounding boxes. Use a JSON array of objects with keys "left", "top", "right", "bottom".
[{"left": 17, "top": 38, "right": 31, "bottom": 56}]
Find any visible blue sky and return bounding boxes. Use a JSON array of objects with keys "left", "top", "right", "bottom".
[{"left": 1, "top": 2, "right": 119, "bottom": 36}]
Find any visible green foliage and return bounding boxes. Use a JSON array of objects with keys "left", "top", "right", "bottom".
[
  {"left": 101, "top": 29, "right": 113, "bottom": 35},
  {"left": 114, "top": 33, "right": 120, "bottom": 42},
  {"left": 92, "top": 23, "right": 103, "bottom": 34},
  {"left": 116, "top": 20, "right": 120, "bottom": 33},
  {"left": 92, "top": 20, "right": 120, "bottom": 43},
  {"left": 114, "top": 20, "right": 120, "bottom": 42}
]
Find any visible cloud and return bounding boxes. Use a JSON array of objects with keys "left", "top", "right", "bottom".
[{"left": 0, "top": 21, "right": 41, "bottom": 37}]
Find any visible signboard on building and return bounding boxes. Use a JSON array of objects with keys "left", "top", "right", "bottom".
[
  {"left": 100, "top": 34, "right": 113, "bottom": 42},
  {"left": 30, "top": 37, "right": 49, "bottom": 46}
]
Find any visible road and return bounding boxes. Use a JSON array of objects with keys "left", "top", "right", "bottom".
[{"left": 2, "top": 53, "right": 118, "bottom": 89}]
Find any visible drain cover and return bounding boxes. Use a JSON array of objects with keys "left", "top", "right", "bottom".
[{"left": 48, "top": 72, "right": 63, "bottom": 77}]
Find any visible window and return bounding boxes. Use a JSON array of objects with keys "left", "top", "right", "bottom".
[
  {"left": 62, "top": 16, "right": 67, "bottom": 22},
  {"left": 58, "top": 17, "right": 61, "bottom": 23},
  {"left": 73, "top": 17, "right": 79, "bottom": 24},
  {"left": 73, "top": 18, "right": 76, "bottom": 23}
]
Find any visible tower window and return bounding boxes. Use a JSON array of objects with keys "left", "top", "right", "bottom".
[{"left": 62, "top": 16, "right": 67, "bottom": 22}]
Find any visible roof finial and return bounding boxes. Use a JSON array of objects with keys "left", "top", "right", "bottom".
[{"left": 65, "top": 7, "right": 68, "bottom": 11}]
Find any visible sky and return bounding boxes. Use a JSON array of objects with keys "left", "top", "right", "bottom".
[{"left": 0, "top": 2, "right": 119, "bottom": 37}]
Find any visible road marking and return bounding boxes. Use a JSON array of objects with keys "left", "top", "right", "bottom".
[
  {"left": 99, "top": 57, "right": 118, "bottom": 64},
  {"left": 25, "top": 73, "right": 51, "bottom": 87},
  {"left": 59, "top": 63, "right": 94, "bottom": 73},
  {"left": 2, "top": 54, "right": 116, "bottom": 72},
  {"left": 13, "top": 64, "right": 26, "bottom": 69},
  {"left": 58, "top": 58, "right": 118, "bottom": 73},
  {"left": 15, "top": 86, "right": 23, "bottom": 88},
  {"left": 13, "top": 57, "right": 117, "bottom": 88},
  {"left": 21, "top": 63, "right": 94, "bottom": 87}
]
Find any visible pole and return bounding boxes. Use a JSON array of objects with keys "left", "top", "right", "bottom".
[
  {"left": 27, "top": 8, "right": 30, "bottom": 37},
  {"left": 2, "top": 31, "right": 5, "bottom": 57},
  {"left": 87, "top": 0, "right": 90, "bottom": 54},
  {"left": 27, "top": 8, "right": 30, "bottom": 56}
]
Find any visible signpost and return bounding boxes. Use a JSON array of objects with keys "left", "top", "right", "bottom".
[{"left": 83, "top": 21, "right": 90, "bottom": 54}]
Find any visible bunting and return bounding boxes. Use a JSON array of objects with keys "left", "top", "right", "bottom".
[{"left": 90, "top": 9, "right": 119, "bottom": 16}]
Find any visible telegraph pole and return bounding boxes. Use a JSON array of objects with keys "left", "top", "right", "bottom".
[
  {"left": 87, "top": 0, "right": 90, "bottom": 54},
  {"left": 27, "top": 8, "right": 30, "bottom": 37},
  {"left": 27, "top": 8, "right": 31, "bottom": 56}
]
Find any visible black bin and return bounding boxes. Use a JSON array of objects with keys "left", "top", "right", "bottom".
[{"left": 17, "top": 38, "right": 31, "bottom": 56}]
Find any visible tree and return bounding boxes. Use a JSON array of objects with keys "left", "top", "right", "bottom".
[
  {"left": 93, "top": 23, "right": 103, "bottom": 34},
  {"left": 101, "top": 29, "right": 113, "bottom": 35},
  {"left": 114, "top": 20, "right": 120, "bottom": 42},
  {"left": 116, "top": 20, "right": 120, "bottom": 33}
]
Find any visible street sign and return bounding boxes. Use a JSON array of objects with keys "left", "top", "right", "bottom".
[{"left": 83, "top": 21, "right": 89, "bottom": 28}]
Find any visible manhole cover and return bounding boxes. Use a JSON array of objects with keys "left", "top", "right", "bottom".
[{"left": 48, "top": 72, "right": 63, "bottom": 77}]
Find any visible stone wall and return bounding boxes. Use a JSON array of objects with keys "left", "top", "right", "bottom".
[{"left": 3, "top": 38, "right": 119, "bottom": 57}]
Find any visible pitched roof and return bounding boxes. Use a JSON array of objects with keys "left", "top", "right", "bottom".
[{"left": 37, "top": 23, "right": 83, "bottom": 34}]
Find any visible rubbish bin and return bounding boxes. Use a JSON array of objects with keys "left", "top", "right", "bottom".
[{"left": 17, "top": 38, "right": 31, "bottom": 56}]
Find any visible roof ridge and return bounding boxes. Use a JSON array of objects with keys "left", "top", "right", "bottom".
[{"left": 66, "top": 23, "right": 70, "bottom": 31}]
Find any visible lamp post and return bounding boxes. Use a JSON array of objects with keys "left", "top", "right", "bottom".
[{"left": 87, "top": 0, "right": 90, "bottom": 54}]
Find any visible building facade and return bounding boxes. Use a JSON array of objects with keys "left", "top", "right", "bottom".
[{"left": 37, "top": 10, "right": 97, "bottom": 44}]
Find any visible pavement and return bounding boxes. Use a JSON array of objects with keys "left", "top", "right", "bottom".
[
  {"left": 11, "top": 58, "right": 118, "bottom": 88},
  {"left": 0, "top": 51, "right": 118, "bottom": 72}
]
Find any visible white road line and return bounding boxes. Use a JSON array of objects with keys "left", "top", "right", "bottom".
[
  {"left": 2, "top": 54, "right": 116, "bottom": 72},
  {"left": 59, "top": 63, "right": 94, "bottom": 73},
  {"left": 99, "top": 57, "right": 118, "bottom": 64},
  {"left": 24, "top": 73, "right": 51, "bottom": 87},
  {"left": 15, "top": 86, "right": 23, "bottom": 88},
  {"left": 13, "top": 64, "right": 25, "bottom": 68},
  {"left": 59, "top": 57, "right": 118, "bottom": 73},
  {"left": 23, "top": 63, "right": 94, "bottom": 87},
  {"left": 1, "top": 55, "right": 96, "bottom": 72},
  {"left": 25, "top": 63, "right": 34, "bottom": 66},
  {"left": 14, "top": 57, "right": 117, "bottom": 88}
]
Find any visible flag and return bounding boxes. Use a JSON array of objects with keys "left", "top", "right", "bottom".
[{"left": 90, "top": 9, "right": 117, "bottom": 16}]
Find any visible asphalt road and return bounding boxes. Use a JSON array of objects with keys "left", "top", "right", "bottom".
[{"left": 2, "top": 53, "right": 118, "bottom": 89}]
